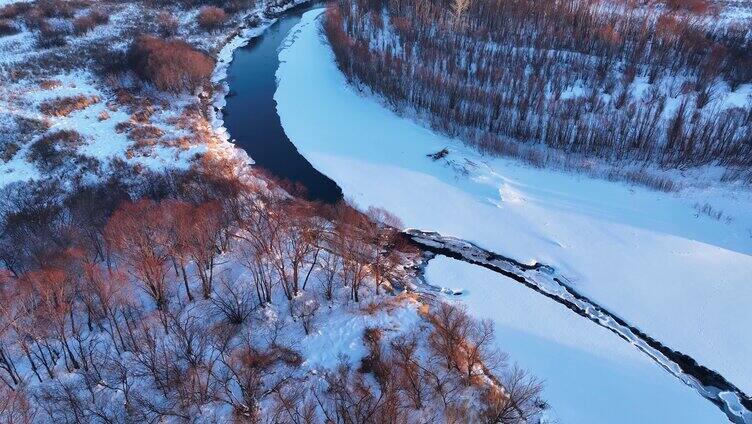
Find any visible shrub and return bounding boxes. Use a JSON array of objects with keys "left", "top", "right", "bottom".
[
  {"left": 36, "top": 0, "right": 78, "bottom": 18},
  {"left": 664, "top": 0, "right": 712, "bottom": 14},
  {"left": 127, "top": 124, "right": 165, "bottom": 142},
  {"left": 36, "top": 21, "right": 69, "bottom": 48},
  {"left": 197, "top": 6, "right": 226, "bottom": 31},
  {"left": 89, "top": 9, "right": 110, "bottom": 24},
  {"left": 127, "top": 35, "right": 215, "bottom": 93},
  {"left": 74, "top": 16, "right": 99, "bottom": 34},
  {"left": 0, "top": 19, "right": 18, "bottom": 36},
  {"left": 73, "top": 9, "right": 109, "bottom": 35},
  {"left": 28, "top": 130, "right": 84, "bottom": 171},
  {"left": 13, "top": 0, "right": 87, "bottom": 29},
  {"left": 89, "top": 45, "right": 128, "bottom": 80},
  {"left": 73, "top": 15, "right": 96, "bottom": 35},
  {"left": 39, "top": 95, "right": 100, "bottom": 117},
  {"left": 23, "top": 10, "right": 47, "bottom": 30},
  {"left": 15, "top": 115, "right": 50, "bottom": 134},
  {"left": 224, "top": 0, "right": 255, "bottom": 14},
  {"left": 0, "top": 141, "right": 20, "bottom": 162},
  {"left": 157, "top": 11, "right": 178, "bottom": 37},
  {"left": 0, "top": 2, "right": 31, "bottom": 20}
]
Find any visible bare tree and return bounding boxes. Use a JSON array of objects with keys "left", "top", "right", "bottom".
[
  {"left": 460, "top": 318, "right": 505, "bottom": 385},
  {"left": 331, "top": 203, "right": 372, "bottom": 303},
  {"left": 450, "top": 0, "right": 471, "bottom": 24},
  {"left": 291, "top": 294, "right": 320, "bottom": 336},
  {"left": 272, "top": 201, "right": 323, "bottom": 301},
  {"left": 105, "top": 200, "right": 174, "bottom": 312},
  {"left": 21, "top": 266, "right": 81, "bottom": 372},
  {"left": 79, "top": 263, "right": 135, "bottom": 354},
  {"left": 184, "top": 201, "right": 226, "bottom": 299},
  {"left": 427, "top": 302, "right": 471, "bottom": 372},
  {"left": 211, "top": 275, "right": 255, "bottom": 326},
  {"left": 316, "top": 250, "right": 341, "bottom": 302},
  {"left": 480, "top": 365, "right": 546, "bottom": 424},
  {"left": 164, "top": 200, "right": 195, "bottom": 302},
  {"left": 235, "top": 196, "right": 281, "bottom": 305},
  {"left": 365, "top": 207, "right": 404, "bottom": 295},
  {"left": 217, "top": 337, "right": 301, "bottom": 421},
  {"left": 324, "top": 0, "right": 752, "bottom": 172},
  {"left": 315, "top": 359, "right": 390, "bottom": 424},
  {"left": 390, "top": 334, "right": 428, "bottom": 409},
  {"left": 0, "top": 383, "right": 34, "bottom": 423}
]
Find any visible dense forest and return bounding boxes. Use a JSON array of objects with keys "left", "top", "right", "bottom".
[{"left": 324, "top": 0, "right": 752, "bottom": 180}]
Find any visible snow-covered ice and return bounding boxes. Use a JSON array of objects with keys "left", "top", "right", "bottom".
[
  {"left": 275, "top": 8, "right": 752, "bottom": 420},
  {"left": 426, "top": 255, "right": 723, "bottom": 423}
]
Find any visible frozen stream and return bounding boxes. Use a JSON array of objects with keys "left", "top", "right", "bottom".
[{"left": 405, "top": 229, "right": 752, "bottom": 423}]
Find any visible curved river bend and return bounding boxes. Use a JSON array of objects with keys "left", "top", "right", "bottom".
[
  {"left": 221, "top": 5, "right": 752, "bottom": 423},
  {"left": 222, "top": 4, "right": 342, "bottom": 203}
]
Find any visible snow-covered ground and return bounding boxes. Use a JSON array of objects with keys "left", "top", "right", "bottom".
[
  {"left": 0, "top": 71, "right": 206, "bottom": 187},
  {"left": 0, "top": 0, "right": 266, "bottom": 191},
  {"left": 275, "top": 8, "right": 752, "bottom": 421}
]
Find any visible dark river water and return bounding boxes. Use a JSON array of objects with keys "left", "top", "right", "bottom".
[{"left": 222, "top": 4, "right": 342, "bottom": 203}]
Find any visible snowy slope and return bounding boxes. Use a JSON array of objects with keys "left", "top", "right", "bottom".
[{"left": 274, "top": 8, "right": 752, "bottom": 418}]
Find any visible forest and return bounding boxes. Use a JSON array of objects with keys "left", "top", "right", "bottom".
[
  {"left": 0, "top": 155, "right": 545, "bottom": 422},
  {"left": 324, "top": 0, "right": 752, "bottom": 181}
]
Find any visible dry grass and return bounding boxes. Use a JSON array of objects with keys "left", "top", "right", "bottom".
[
  {"left": 127, "top": 124, "right": 164, "bottom": 142},
  {"left": 160, "top": 136, "right": 194, "bottom": 150},
  {"left": 359, "top": 294, "right": 408, "bottom": 315},
  {"left": 38, "top": 79, "right": 62, "bottom": 90},
  {"left": 115, "top": 121, "right": 135, "bottom": 133},
  {"left": 694, "top": 202, "right": 733, "bottom": 224},
  {"left": 131, "top": 105, "right": 156, "bottom": 123},
  {"left": 607, "top": 169, "right": 678, "bottom": 192},
  {"left": 39, "top": 95, "right": 100, "bottom": 117},
  {"left": 167, "top": 105, "right": 204, "bottom": 133}
]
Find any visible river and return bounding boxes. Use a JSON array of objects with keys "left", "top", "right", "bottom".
[{"left": 222, "top": 4, "right": 342, "bottom": 203}]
